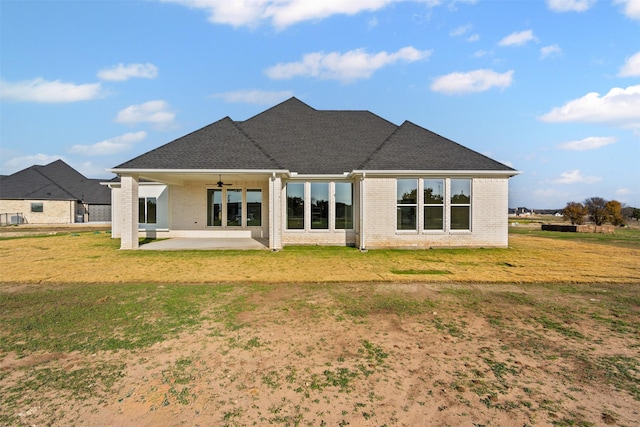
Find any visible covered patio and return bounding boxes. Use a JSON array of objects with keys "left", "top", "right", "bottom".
[{"left": 139, "top": 237, "right": 269, "bottom": 250}]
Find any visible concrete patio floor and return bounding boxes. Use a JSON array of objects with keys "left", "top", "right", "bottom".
[{"left": 139, "top": 237, "right": 269, "bottom": 250}]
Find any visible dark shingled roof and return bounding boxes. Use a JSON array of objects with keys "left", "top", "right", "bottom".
[
  {"left": 114, "top": 98, "right": 515, "bottom": 174},
  {"left": 0, "top": 160, "right": 111, "bottom": 204}
]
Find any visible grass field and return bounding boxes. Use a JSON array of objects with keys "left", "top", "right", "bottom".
[
  {"left": 0, "top": 227, "right": 639, "bottom": 426},
  {"left": 1, "top": 226, "right": 639, "bottom": 284}
]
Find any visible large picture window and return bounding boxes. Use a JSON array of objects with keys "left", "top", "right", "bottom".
[
  {"left": 397, "top": 179, "right": 417, "bottom": 230},
  {"left": 287, "top": 183, "right": 305, "bottom": 229},
  {"left": 247, "top": 189, "right": 262, "bottom": 227},
  {"left": 207, "top": 189, "right": 222, "bottom": 226},
  {"left": 207, "top": 188, "right": 262, "bottom": 227},
  {"left": 423, "top": 179, "right": 444, "bottom": 231},
  {"left": 451, "top": 179, "right": 471, "bottom": 230},
  {"left": 138, "top": 197, "right": 157, "bottom": 224},
  {"left": 311, "top": 183, "right": 329, "bottom": 229},
  {"left": 335, "top": 182, "right": 353, "bottom": 230}
]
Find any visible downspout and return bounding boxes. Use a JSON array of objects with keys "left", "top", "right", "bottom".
[{"left": 360, "top": 173, "right": 366, "bottom": 252}]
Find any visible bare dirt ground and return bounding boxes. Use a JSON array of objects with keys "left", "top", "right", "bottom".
[
  {"left": 1, "top": 226, "right": 638, "bottom": 426},
  {"left": 2, "top": 282, "right": 639, "bottom": 427}
]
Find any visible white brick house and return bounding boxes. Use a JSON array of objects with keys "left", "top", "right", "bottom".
[{"left": 109, "top": 98, "right": 519, "bottom": 250}]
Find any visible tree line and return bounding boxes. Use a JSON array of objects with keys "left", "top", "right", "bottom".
[{"left": 562, "top": 197, "right": 639, "bottom": 226}]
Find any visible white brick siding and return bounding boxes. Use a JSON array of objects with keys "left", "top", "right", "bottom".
[
  {"left": 112, "top": 174, "right": 510, "bottom": 249},
  {"left": 361, "top": 176, "right": 509, "bottom": 248}
]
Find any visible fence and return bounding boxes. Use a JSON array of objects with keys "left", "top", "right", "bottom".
[{"left": 0, "top": 213, "right": 25, "bottom": 225}]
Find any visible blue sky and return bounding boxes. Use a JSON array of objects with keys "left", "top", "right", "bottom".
[{"left": 1, "top": 0, "right": 639, "bottom": 209}]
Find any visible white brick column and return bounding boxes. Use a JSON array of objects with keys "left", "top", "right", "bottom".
[
  {"left": 269, "top": 174, "right": 282, "bottom": 250},
  {"left": 120, "top": 175, "right": 139, "bottom": 250}
]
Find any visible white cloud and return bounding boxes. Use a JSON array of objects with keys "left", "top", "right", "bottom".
[
  {"left": 450, "top": 24, "right": 472, "bottom": 36},
  {"left": 546, "top": 0, "right": 596, "bottom": 12},
  {"left": 539, "top": 84, "right": 640, "bottom": 129},
  {"left": 557, "top": 136, "right": 617, "bottom": 151},
  {"left": 161, "top": 0, "right": 444, "bottom": 29},
  {"left": 540, "top": 44, "right": 562, "bottom": 59},
  {"left": 70, "top": 131, "right": 147, "bottom": 156},
  {"left": 430, "top": 69, "right": 514, "bottom": 94},
  {"left": 467, "top": 33, "right": 479, "bottom": 42},
  {"left": 555, "top": 169, "right": 602, "bottom": 184},
  {"left": 619, "top": 51, "right": 640, "bottom": 77},
  {"left": 115, "top": 100, "right": 176, "bottom": 129},
  {"left": 616, "top": 188, "right": 631, "bottom": 196},
  {"left": 472, "top": 50, "right": 490, "bottom": 58},
  {"left": 3, "top": 154, "right": 67, "bottom": 174},
  {"left": 614, "top": 0, "right": 640, "bottom": 20},
  {"left": 212, "top": 89, "right": 294, "bottom": 105},
  {"left": 265, "top": 46, "right": 432, "bottom": 83},
  {"left": 0, "top": 78, "right": 103, "bottom": 103},
  {"left": 498, "top": 30, "right": 537, "bottom": 47},
  {"left": 97, "top": 63, "right": 159, "bottom": 81}
]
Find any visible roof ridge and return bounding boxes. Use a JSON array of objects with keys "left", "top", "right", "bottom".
[
  {"left": 356, "top": 123, "right": 402, "bottom": 169},
  {"left": 28, "top": 167, "right": 79, "bottom": 200},
  {"left": 231, "top": 120, "right": 284, "bottom": 169}
]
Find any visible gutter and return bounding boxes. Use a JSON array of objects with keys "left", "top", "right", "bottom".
[
  {"left": 350, "top": 169, "right": 522, "bottom": 177},
  {"left": 107, "top": 168, "right": 291, "bottom": 175}
]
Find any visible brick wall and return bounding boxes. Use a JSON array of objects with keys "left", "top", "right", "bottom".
[
  {"left": 0, "top": 199, "right": 76, "bottom": 224},
  {"left": 362, "top": 176, "right": 509, "bottom": 248}
]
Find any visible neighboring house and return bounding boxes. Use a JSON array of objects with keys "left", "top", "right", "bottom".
[
  {"left": 512, "top": 207, "right": 534, "bottom": 217},
  {"left": 0, "top": 160, "right": 111, "bottom": 225},
  {"left": 109, "top": 98, "right": 520, "bottom": 250}
]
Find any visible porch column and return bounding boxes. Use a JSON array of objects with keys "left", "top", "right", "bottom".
[
  {"left": 120, "top": 175, "right": 139, "bottom": 250},
  {"left": 269, "top": 174, "right": 282, "bottom": 250}
]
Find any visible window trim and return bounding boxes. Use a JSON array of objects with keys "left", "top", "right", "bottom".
[
  {"left": 422, "top": 178, "right": 445, "bottom": 232},
  {"left": 334, "top": 182, "right": 354, "bottom": 230},
  {"left": 396, "top": 178, "right": 418, "bottom": 232},
  {"left": 30, "top": 202, "right": 44, "bottom": 213},
  {"left": 449, "top": 178, "right": 472, "bottom": 232},
  {"left": 138, "top": 197, "right": 157, "bottom": 224}
]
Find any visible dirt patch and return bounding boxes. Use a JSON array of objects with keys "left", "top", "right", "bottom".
[{"left": 2, "top": 282, "right": 638, "bottom": 426}]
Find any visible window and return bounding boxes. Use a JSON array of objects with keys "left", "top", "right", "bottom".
[
  {"left": 451, "top": 179, "right": 471, "bottom": 230},
  {"left": 287, "top": 183, "right": 304, "bottom": 229},
  {"left": 311, "top": 183, "right": 329, "bottom": 229},
  {"left": 397, "top": 179, "right": 417, "bottom": 230},
  {"left": 423, "top": 179, "right": 444, "bottom": 231},
  {"left": 226, "top": 189, "right": 242, "bottom": 227},
  {"left": 138, "top": 197, "right": 157, "bottom": 224},
  {"left": 207, "top": 189, "right": 222, "bottom": 226},
  {"left": 247, "top": 189, "right": 262, "bottom": 227},
  {"left": 31, "top": 203, "right": 43, "bottom": 213},
  {"left": 335, "top": 182, "right": 353, "bottom": 230}
]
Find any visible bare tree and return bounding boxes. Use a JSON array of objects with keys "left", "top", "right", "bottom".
[{"left": 584, "top": 197, "right": 608, "bottom": 226}]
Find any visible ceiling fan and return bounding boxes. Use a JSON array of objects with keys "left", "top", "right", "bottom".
[{"left": 216, "top": 174, "right": 232, "bottom": 188}]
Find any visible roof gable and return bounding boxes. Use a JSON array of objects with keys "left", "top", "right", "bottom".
[
  {"left": 0, "top": 160, "right": 111, "bottom": 203},
  {"left": 115, "top": 117, "right": 281, "bottom": 170},
  {"left": 360, "top": 121, "right": 515, "bottom": 171}
]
